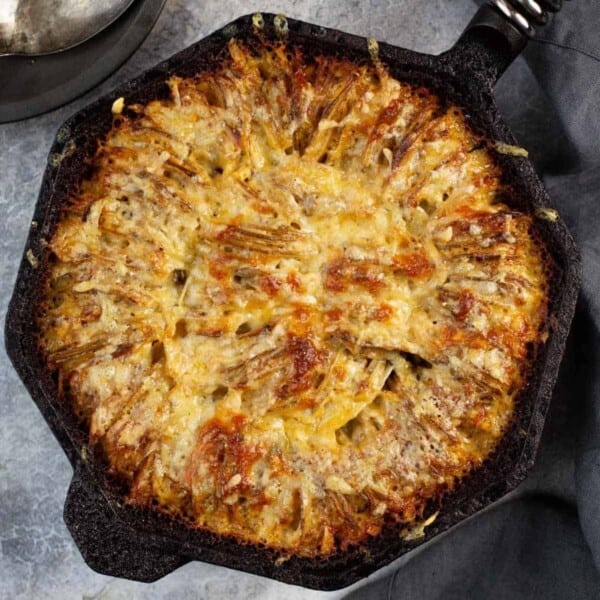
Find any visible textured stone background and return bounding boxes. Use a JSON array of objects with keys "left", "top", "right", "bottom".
[{"left": 1, "top": 0, "right": 546, "bottom": 598}]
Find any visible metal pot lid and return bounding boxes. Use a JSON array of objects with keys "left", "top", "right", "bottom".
[{"left": 0, "top": 0, "right": 166, "bottom": 123}]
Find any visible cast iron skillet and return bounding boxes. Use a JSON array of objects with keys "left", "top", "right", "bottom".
[{"left": 4, "top": 1, "right": 581, "bottom": 590}]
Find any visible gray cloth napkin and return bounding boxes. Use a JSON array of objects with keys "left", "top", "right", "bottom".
[{"left": 348, "top": 1, "right": 600, "bottom": 597}]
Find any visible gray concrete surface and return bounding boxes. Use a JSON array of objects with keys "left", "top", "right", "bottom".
[{"left": 0, "top": 1, "right": 481, "bottom": 598}]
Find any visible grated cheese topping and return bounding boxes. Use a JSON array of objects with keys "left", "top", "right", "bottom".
[{"left": 38, "top": 40, "right": 548, "bottom": 556}]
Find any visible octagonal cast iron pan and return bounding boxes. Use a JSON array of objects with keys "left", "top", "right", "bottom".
[{"left": 4, "top": 1, "right": 581, "bottom": 591}]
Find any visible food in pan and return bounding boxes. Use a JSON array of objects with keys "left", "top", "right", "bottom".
[{"left": 37, "top": 39, "right": 548, "bottom": 557}]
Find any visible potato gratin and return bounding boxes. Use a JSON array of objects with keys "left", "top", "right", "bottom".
[{"left": 38, "top": 40, "right": 548, "bottom": 556}]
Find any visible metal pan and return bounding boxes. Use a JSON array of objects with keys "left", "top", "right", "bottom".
[
  {"left": 0, "top": 0, "right": 167, "bottom": 123},
  {"left": 4, "top": 2, "right": 581, "bottom": 590}
]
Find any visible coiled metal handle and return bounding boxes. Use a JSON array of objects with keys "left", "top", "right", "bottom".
[{"left": 490, "top": 0, "right": 568, "bottom": 37}]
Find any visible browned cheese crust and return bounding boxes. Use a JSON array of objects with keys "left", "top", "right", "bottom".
[{"left": 38, "top": 40, "right": 548, "bottom": 556}]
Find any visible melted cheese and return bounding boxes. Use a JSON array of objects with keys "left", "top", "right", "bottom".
[{"left": 38, "top": 40, "right": 548, "bottom": 556}]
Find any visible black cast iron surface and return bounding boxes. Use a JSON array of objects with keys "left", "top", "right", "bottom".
[{"left": 5, "top": 12, "right": 581, "bottom": 590}]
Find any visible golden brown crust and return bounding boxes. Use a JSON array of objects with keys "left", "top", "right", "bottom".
[{"left": 37, "top": 40, "right": 548, "bottom": 556}]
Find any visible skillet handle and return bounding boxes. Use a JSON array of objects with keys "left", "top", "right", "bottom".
[{"left": 451, "top": 0, "right": 570, "bottom": 84}]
